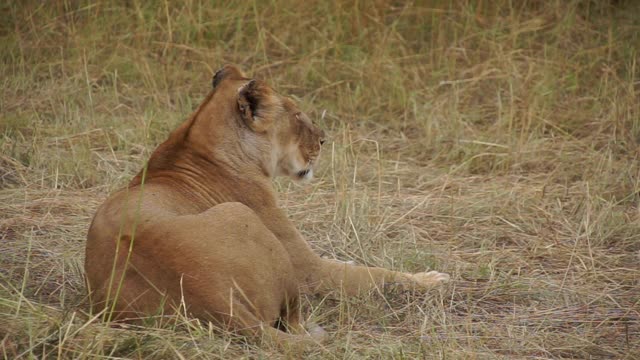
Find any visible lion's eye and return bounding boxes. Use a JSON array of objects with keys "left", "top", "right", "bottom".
[{"left": 320, "top": 139, "right": 326, "bottom": 145}]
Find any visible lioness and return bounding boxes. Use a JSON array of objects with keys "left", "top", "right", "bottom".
[{"left": 85, "top": 65, "right": 449, "bottom": 347}]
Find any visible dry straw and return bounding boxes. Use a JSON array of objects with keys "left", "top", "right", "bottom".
[{"left": 1, "top": 1, "right": 638, "bottom": 358}]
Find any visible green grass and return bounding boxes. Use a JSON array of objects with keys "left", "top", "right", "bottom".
[{"left": 1, "top": 0, "right": 639, "bottom": 358}]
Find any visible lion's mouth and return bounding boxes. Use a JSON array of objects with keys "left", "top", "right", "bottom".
[{"left": 297, "top": 169, "right": 310, "bottom": 178}]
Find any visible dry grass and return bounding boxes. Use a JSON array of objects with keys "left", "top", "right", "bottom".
[{"left": 1, "top": 0, "right": 639, "bottom": 358}]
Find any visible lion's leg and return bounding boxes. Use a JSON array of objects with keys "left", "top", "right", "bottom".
[
  {"left": 250, "top": 207, "right": 449, "bottom": 297},
  {"left": 104, "top": 267, "right": 319, "bottom": 349},
  {"left": 310, "top": 259, "right": 450, "bottom": 296},
  {"left": 103, "top": 202, "right": 321, "bottom": 346},
  {"left": 224, "top": 300, "right": 319, "bottom": 350},
  {"left": 87, "top": 237, "right": 183, "bottom": 323},
  {"left": 94, "top": 268, "right": 175, "bottom": 323},
  {"left": 278, "top": 296, "right": 328, "bottom": 343}
]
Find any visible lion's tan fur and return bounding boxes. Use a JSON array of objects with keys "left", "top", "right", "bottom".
[{"left": 84, "top": 65, "right": 449, "bottom": 347}]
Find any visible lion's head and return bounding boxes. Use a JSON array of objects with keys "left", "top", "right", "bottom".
[{"left": 208, "top": 65, "right": 326, "bottom": 181}]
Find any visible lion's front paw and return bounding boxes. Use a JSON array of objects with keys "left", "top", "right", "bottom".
[{"left": 411, "top": 271, "right": 450, "bottom": 288}]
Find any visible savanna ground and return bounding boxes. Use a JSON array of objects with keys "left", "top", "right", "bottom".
[{"left": 1, "top": 1, "right": 639, "bottom": 358}]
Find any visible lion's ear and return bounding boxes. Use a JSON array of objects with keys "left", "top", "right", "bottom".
[
  {"left": 212, "top": 64, "right": 245, "bottom": 89},
  {"left": 237, "top": 79, "right": 272, "bottom": 132}
]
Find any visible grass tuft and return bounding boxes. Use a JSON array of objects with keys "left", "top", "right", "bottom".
[{"left": 1, "top": 0, "right": 639, "bottom": 358}]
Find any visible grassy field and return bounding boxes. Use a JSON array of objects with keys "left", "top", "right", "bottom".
[{"left": 1, "top": 0, "right": 639, "bottom": 358}]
